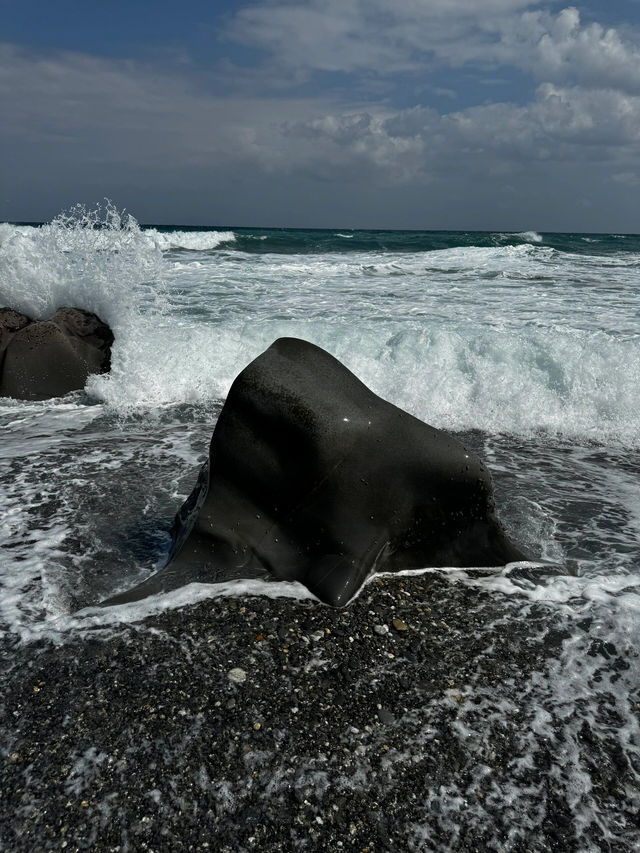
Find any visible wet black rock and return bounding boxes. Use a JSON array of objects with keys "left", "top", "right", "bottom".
[
  {"left": 105, "top": 337, "right": 525, "bottom": 607},
  {"left": 0, "top": 306, "right": 113, "bottom": 400}
]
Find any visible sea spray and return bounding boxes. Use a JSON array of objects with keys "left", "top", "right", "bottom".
[
  {"left": 0, "top": 202, "right": 172, "bottom": 408},
  {"left": 0, "top": 201, "right": 165, "bottom": 322}
]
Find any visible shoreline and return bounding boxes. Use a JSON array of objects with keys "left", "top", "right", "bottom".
[{"left": 2, "top": 573, "right": 637, "bottom": 852}]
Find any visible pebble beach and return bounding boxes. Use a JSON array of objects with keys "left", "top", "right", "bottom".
[{"left": 2, "top": 572, "right": 637, "bottom": 852}]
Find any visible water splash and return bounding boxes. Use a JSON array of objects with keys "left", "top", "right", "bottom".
[{"left": 0, "top": 200, "right": 166, "bottom": 325}]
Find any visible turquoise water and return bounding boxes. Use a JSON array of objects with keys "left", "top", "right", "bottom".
[{"left": 138, "top": 223, "right": 640, "bottom": 256}]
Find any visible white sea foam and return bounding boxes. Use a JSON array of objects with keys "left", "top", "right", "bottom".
[
  {"left": 143, "top": 228, "right": 236, "bottom": 251},
  {"left": 6, "top": 579, "right": 317, "bottom": 645},
  {"left": 85, "top": 318, "right": 640, "bottom": 447}
]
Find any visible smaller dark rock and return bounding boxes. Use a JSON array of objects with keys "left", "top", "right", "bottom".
[
  {"left": 0, "top": 306, "right": 113, "bottom": 400},
  {"left": 376, "top": 708, "right": 395, "bottom": 725}
]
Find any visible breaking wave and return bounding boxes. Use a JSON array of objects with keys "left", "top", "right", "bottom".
[
  {"left": 143, "top": 228, "right": 236, "bottom": 252},
  {"left": 2, "top": 206, "right": 639, "bottom": 446}
]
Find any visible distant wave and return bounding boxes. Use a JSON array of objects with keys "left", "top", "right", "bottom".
[
  {"left": 335, "top": 233, "right": 355, "bottom": 238},
  {"left": 143, "top": 229, "right": 236, "bottom": 251},
  {"left": 493, "top": 231, "right": 543, "bottom": 247},
  {"left": 514, "top": 231, "right": 543, "bottom": 243}
]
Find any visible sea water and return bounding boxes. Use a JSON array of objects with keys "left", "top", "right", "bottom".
[{"left": 1, "top": 204, "right": 639, "bottom": 844}]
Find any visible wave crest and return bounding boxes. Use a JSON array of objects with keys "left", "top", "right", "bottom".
[
  {"left": 143, "top": 229, "right": 236, "bottom": 251},
  {"left": 514, "top": 231, "right": 543, "bottom": 243}
]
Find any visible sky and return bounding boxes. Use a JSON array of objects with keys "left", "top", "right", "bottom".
[{"left": 1, "top": 0, "right": 640, "bottom": 230}]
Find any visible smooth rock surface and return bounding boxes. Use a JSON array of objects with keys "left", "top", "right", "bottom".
[{"left": 106, "top": 338, "right": 524, "bottom": 607}]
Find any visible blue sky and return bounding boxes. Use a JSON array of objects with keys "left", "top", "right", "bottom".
[{"left": 2, "top": 0, "right": 640, "bottom": 229}]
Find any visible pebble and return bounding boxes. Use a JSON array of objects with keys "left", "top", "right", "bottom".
[
  {"left": 392, "top": 618, "right": 408, "bottom": 632},
  {"left": 373, "top": 624, "right": 389, "bottom": 636},
  {"left": 227, "top": 667, "right": 247, "bottom": 684},
  {"left": 377, "top": 708, "right": 395, "bottom": 725}
]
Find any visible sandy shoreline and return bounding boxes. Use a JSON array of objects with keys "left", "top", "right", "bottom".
[{"left": 1, "top": 573, "right": 637, "bottom": 852}]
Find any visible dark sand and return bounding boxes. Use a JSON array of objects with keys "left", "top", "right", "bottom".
[{"left": 1, "top": 574, "right": 638, "bottom": 852}]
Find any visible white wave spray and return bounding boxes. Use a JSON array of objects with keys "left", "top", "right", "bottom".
[{"left": 2, "top": 207, "right": 639, "bottom": 445}]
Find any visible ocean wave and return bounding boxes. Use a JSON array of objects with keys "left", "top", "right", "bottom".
[
  {"left": 2, "top": 205, "right": 638, "bottom": 446},
  {"left": 143, "top": 229, "right": 236, "bottom": 251},
  {"left": 515, "top": 230, "right": 543, "bottom": 243},
  {"left": 82, "top": 318, "right": 640, "bottom": 448},
  {"left": 495, "top": 230, "right": 543, "bottom": 244}
]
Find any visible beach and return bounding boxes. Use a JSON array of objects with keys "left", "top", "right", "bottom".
[
  {"left": 4, "top": 571, "right": 637, "bottom": 852},
  {"left": 1, "top": 213, "right": 639, "bottom": 850}
]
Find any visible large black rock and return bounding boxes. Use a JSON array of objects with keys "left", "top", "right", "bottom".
[
  {"left": 105, "top": 338, "right": 525, "bottom": 608},
  {"left": 0, "top": 307, "right": 113, "bottom": 400}
]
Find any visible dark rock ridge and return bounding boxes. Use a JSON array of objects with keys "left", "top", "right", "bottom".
[
  {"left": 0, "top": 307, "right": 113, "bottom": 400},
  {"left": 105, "top": 337, "right": 525, "bottom": 608}
]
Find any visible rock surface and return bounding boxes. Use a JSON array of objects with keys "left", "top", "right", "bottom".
[
  {"left": 106, "top": 337, "right": 524, "bottom": 607},
  {"left": 0, "top": 307, "right": 113, "bottom": 400}
]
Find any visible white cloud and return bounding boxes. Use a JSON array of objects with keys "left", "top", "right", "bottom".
[
  {"left": 2, "top": 41, "right": 638, "bottom": 190},
  {"left": 227, "top": 0, "right": 640, "bottom": 96},
  {"left": 227, "top": 0, "right": 536, "bottom": 73},
  {"left": 275, "top": 84, "right": 640, "bottom": 184},
  {"left": 1, "top": 21, "right": 639, "bottom": 229},
  {"left": 500, "top": 7, "right": 640, "bottom": 93}
]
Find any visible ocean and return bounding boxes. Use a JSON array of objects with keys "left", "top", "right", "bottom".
[{"left": 1, "top": 203, "right": 639, "bottom": 850}]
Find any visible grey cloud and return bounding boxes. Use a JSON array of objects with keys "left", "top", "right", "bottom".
[
  {"left": 3, "top": 41, "right": 638, "bottom": 180},
  {"left": 0, "top": 43, "right": 338, "bottom": 169},
  {"left": 278, "top": 85, "right": 640, "bottom": 183},
  {"left": 1, "top": 39, "right": 638, "bottom": 230}
]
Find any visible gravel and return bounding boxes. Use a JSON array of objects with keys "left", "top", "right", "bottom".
[{"left": 1, "top": 573, "right": 638, "bottom": 852}]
